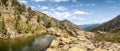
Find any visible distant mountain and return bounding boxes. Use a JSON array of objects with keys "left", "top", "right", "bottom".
[
  {"left": 92, "top": 15, "right": 120, "bottom": 33},
  {"left": 79, "top": 24, "right": 100, "bottom": 31}
]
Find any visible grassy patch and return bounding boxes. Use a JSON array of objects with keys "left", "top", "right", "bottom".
[{"left": 93, "top": 32, "right": 120, "bottom": 43}]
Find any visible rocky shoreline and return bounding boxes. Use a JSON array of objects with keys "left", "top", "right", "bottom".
[
  {"left": 0, "top": 30, "right": 46, "bottom": 39},
  {"left": 46, "top": 30, "right": 120, "bottom": 51}
]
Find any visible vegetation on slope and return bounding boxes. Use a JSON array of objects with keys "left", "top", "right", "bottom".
[
  {"left": 93, "top": 32, "right": 120, "bottom": 43},
  {"left": 0, "top": 0, "right": 80, "bottom": 38},
  {"left": 91, "top": 15, "right": 120, "bottom": 34}
]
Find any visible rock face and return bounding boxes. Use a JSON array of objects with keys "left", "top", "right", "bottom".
[
  {"left": 61, "top": 20, "right": 80, "bottom": 36},
  {"left": 46, "top": 30, "right": 94, "bottom": 51},
  {"left": 47, "top": 30, "right": 120, "bottom": 51}
]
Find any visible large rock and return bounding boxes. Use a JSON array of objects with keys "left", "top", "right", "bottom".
[
  {"left": 93, "top": 48, "right": 107, "bottom": 51},
  {"left": 49, "top": 38, "right": 59, "bottom": 48},
  {"left": 63, "top": 44, "right": 70, "bottom": 50},
  {"left": 69, "top": 47, "right": 87, "bottom": 51},
  {"left": 47, "top": 27, "right": 69, "bottom": 37},
  {"left": 46, "top": 48, "right": 56, "bottom": 51}
]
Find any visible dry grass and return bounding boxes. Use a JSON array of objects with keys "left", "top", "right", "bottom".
[{"left": 93, "top": 32, "right": 120, "bottom": 43}]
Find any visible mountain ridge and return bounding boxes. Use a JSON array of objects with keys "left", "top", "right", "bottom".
[
  {"left": 91, "top": 15, "right": 120, "bottom": 33},
  {"left": 79, "top": 23, "right": 100, "bottom": 31}
]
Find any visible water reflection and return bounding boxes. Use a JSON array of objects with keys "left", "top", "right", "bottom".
[{"left": 0, "top": 34, "right": 55, "bottom": 51}]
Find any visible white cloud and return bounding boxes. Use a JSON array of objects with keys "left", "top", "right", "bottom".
[
  {"left": 86, "top": 4, "right": 95, "bottom": 6},
  {"left": 57, "top": 6, "right": 67, "bottom": 11},
  {"left": 79, "top": 4, "right": 84, "bottom": 6},
  {"left": 41, "top": 9, "right": 90, "bottom": 25},
  {"left": 72, "top": 0, "right": 77, "bottom": 2},
  {"left": 30, "top": 6, "right": 36, "bottom": 9},
  {"left": 74, "top": 10, "right": 89, "bottom": 15},
  {"left": 50, "top": 9, "right": 55, "bottom": 11},
  {"left": 71, "top": 3, "right": 95, "bottom": 7},
  {"left": 42, "top": 10, "right": 89, "bottom": 20},
  {"left": 40, "top": 6, "right": 89, "bottom": 23},
  {"left": 32, "top": 0, "right": 46, "bottom": 2},
  {"left": 19, "top": 0, "right": 28, "bottom": 4},
  {"left": 77, "top": 18, "right": 86, "bottom": 21},
  {"left": 42, "top": 11, "right": 71, "bottom": 20},
  {"left": 70, "top": 17, "right": 86, "bottom": 21},
  {"left": 50, "top": 0, "right": 69, "bottom": 2},
  {"left": 41, "top": 6, "right": 48, "bottom": 10},
  {"left": 42, "top": 11, "right": 49, "bottom": 14},
  {"left": 41, "top": 8, "right": 90, "bottom": 20},
  {"left": 51, "top": 12, "right": 71, "bottom": 19},
  {"left": 106, "top": 0, "right": 116, "bottom": 3},
  {"left": 32, "top": 0, "right": 69, "bottom": 2}
]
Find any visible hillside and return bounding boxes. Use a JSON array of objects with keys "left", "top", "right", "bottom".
[
  {"left": 79, "top": 24, "right": 100, "bottom": 31},
  {"left": 0, "top": 0, "right": 80, "bottom": 38},
  {"left": 91, "top": 15, "right": 120, "bottom": 33}
]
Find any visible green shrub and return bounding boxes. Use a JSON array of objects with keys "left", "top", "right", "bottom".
[
  {"left": 24, "top": 25, "right": 32, "bottom": 33},
  {"left": 26, "top": 14, "right": 31, "bottom": 23},
  {"left": 46, "top": 21, "right": 51, "bottom": 28},
  {"left": 0, "top": 12, "right": 1, "bottom": 17},
  {"left": 37, "top": 15, "right": 41, "bottom": 23},
  {"left": 0, "top": 18, "right": 7, "bottom": 36},
  {"left": 14, "top": 14, "right": 22, "bottom": 34},
  {"left": 1, "top": 0, "right": 8, "bottom": 6}
]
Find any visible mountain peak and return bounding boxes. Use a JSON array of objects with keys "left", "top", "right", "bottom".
[{"left": 62, "top": 19, "right": 71, "bottom": 22}]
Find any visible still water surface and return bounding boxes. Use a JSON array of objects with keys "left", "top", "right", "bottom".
[{"left": 0, "top": 34, "right": 55, "bottom": 51}]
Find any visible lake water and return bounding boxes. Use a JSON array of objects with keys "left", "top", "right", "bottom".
[{"left": 0, "top": 34, "right": 56, "bottom": 51}]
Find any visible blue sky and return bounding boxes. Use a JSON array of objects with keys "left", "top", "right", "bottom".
[{"left": 18, "top": 0, "right": 120, "bottom": 25}]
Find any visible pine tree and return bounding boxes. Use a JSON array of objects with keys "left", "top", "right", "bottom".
[
  {"left": 46, "top": 22, "right": 51, "bottom": 28},
  {"left": 28, "top": 7, "right": 31, "bottom": 12},
  {"left": 1, "top": 18, "right": 7, "bottom": 36},
  {"left": 1, "top": 0, "right": 8, "bottom": 6},
  {"left": 37, "top": 15, "right": 41, "bottom": 23},
  {"left": 26, "top": 14, "right": 31, "bottom": 23},
  {"left": 14, "top": 14, "right": 22, "bottom": 34}
]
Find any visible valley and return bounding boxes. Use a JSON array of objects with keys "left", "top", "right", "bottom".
[{"left": 0, "top": 0, "right": 120, "bottom": 51}]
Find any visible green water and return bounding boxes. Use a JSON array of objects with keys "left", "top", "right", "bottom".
[{"left": 0, "top": 34, "right": 55, "bottom": 51}]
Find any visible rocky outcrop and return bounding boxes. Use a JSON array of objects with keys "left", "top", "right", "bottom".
[
  {"left": 46, "top": 30, "right": 94, "bottom": 51},
  {"left": 47, "top": 30, "right": 120, "bottom": 51},
  {"left": 93, "top": 42, "right": 120, "bottom": 51},
  {"left": 61, "top": 20, "right": 80, "bottom": 36},
  {"left": 47, "top": 27, "right": 69, "bottom": 37}
]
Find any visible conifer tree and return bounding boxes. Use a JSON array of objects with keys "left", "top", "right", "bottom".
[{"left": 1, "top": 18, "right": 7, "bottom": 36}]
